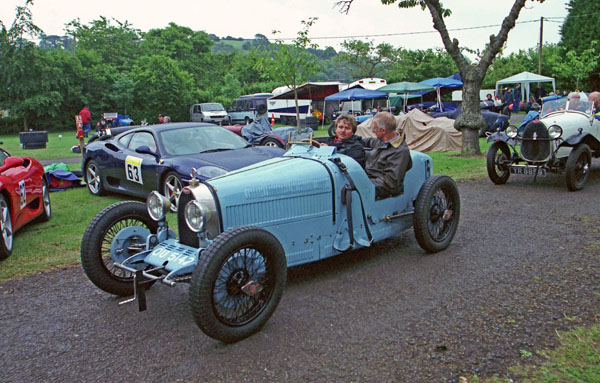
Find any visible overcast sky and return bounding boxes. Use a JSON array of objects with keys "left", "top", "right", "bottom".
[{"left": 0, "top": 0, "right": 569, "bottom": 55}]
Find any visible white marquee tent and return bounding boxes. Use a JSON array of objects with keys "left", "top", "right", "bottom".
[{"left": 495, "top": 71, "right": 556, "bottom": 102}]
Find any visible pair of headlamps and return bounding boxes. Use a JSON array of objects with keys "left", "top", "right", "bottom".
[
  {"left": 146, "top": 191, "right": 209, "bottom": 232},
  {"left": 505, "top": 125, "right": 562, "bottom": 139}
]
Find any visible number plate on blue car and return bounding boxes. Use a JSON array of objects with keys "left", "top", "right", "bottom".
[
  {"left": 510, "top": 166, "right": 546, "bottom": 176},
  {"left": 144, "top": 241, "right": 199, "bottom": 272}
]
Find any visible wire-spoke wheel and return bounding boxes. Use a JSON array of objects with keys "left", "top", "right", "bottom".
[
  {"left": 414, "top": 175, "right": 460, "bottom": 253},
  {"left": 190, "top": 226, "right": 287, "bottom": 343},
  {"left": 163, "top": 172, "right": 182, "bottom": 212},
  {"left": 81, "top": 201, "right": 158, "bottom": 296},
  {"left": 0, "top": 195, "right": 13, "bottom": 261}
]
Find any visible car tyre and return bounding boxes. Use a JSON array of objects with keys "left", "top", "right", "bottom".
[
  {"left": 565, "top": 144, "right": 591, "bottom": 191},
  {"left": 38, "top": 177, "right": 51, "bottom": 222},
  {"left": 0, "top": 195, "right": 13, "bottom": 261},
  {"left": 189, "top": 226, "right": 287, "bottom": 343},
  {"left": 244, "top": 116, "right": 251, "bottom": 125},
  {"left": 261, "top": 137, "right": 284, "bottom": 148},
  {"left": 81, "top": 201, "right": 158, "bottom": 296},
  {"left": 413, "top": 175, "right": 460, "bottom": 253},
  {"left": 85, "top": 160, "right": 104, "bottom": 196},
  {"left": 486, "top": 141, "right": 511, "bottom": 185},
  {"left": 162, "top": 172, "right": 183, "bottom": 212}
]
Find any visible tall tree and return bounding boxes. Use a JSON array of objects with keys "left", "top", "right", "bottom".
[
  {"left": 560, "top": 0, "right": 600, "bottom": 89},
  {"left": 334, "top": 39, "right": 398, "bottom": 79},
  {"left": 70, "top": 17, "right": 142, "bottom": 69},
  {"left": 257, "top": 17, "right": 321, "bottom": 129},
  {"left": 130, "top": 55, "right": 195, "bottom": 122},
  {"left": 337, "top": 0, "right": 544, "bottom": 155},
  {"left": 385, "top": 48, "right": 457, "bottom": 83},
  {"left": 0, "top": 0, "right": 65, "bottom": 131},
  {"left": 548, "top": 42, "right": 598, "bottom": 91}
]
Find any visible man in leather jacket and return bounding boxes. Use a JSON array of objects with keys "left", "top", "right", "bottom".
[{"left": 362, "top": 112, "right": 412, "bottom": 198}]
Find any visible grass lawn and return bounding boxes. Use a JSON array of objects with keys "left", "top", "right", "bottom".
[{"left": 1, "top": 130, "right": 83, "bottom": 161}]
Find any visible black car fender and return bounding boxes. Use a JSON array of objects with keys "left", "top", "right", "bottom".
[
  {"left": 486, "top": 130, "right": 519, "bottom": 147},
  {"left": 560, "top": 131, "right": 599, "bottom": 149}
]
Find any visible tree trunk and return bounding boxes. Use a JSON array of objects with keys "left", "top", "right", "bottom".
[
  {"left": 294, "top": 88, "right": 301, "bottom": 131},
  {"left": 454, "top": 67, "right": 485, "bottom": 155},
  {"left": 23, "top": 117, "right": 28, "bottom": 132}
]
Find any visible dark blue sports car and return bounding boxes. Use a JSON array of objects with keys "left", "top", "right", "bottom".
[{"left": 82, "top": 122, "right": 285, "bottom": 209}]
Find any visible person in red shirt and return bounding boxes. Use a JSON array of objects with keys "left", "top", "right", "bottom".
[{"left": 79, "top": 106, "right": 92, "bottom": 138}]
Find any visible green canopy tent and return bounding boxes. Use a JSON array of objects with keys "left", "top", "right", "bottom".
[{"left": 378, "top": 82, "right": 435, "bottom": 112}]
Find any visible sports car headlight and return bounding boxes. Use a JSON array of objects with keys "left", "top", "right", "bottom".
[
  {"left": 194, "top": 166, "right": 228, "bottom": 179},
  {"left": 505, "top": 125, "right": 518, "bottom": 138},
  {"left": 548, "top": 125, "right": 562, "bottom": 139},
  {"left": 147, "top": 191, "right": 170, "bottom": 221},
  {"left": 185, "top": 200, "right": 209, "bottom": 232}
]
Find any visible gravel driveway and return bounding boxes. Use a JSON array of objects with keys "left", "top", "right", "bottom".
[{"left": 2, "top": 165, "right": 599, "bottom": 383}]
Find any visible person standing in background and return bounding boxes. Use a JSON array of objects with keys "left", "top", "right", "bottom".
[
  {"left": 79, "top": 105, "right": 91, "bottom": 138},
  {"left": 513, "top": 83, "right": 521, "bottom": 113}
]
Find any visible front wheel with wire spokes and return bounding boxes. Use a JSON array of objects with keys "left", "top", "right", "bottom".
[
  {"left": 81, "top": 201, "right": 158, "bottom": 296},
  {"left": 413, "top": 175, "right": 460, "bottom": 253},
  {"left": 189, "top": 226, "right": 287, "bottom": 343}
]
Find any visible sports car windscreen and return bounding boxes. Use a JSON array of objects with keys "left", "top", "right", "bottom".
[{"left": 160, "top": 125, "right": 250, "bottom": 156}]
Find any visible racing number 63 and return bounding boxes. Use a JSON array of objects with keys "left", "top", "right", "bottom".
[{"left": 125, "top": 156, "right": 144, "bottom": 184}]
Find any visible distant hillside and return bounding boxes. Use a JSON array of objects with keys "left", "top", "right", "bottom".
[{"left": 209, "top": 34, "right": 337, "bottom": 59}]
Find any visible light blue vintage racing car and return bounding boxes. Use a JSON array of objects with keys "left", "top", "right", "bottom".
[{"left": 81, "top": 141, "right": 460, "bottom": 342}]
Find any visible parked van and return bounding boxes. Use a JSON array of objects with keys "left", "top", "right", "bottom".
[
  {"left": 229, "top": 93, "right": 273, "bottom": 124},
  {"left": 190, "top": 103, "right": 231, "bottom": 125}
]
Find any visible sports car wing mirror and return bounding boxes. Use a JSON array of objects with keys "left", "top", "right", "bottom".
[
  {"left": 135, "top": 146, "right": 160, "bottom": 162},
  {"left": 0, "top": 156, "right": 25, "bottom": 173}
]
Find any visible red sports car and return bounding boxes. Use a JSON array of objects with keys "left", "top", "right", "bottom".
[{"left": 0, "top": 147, "right": 51, "bottom": 261}]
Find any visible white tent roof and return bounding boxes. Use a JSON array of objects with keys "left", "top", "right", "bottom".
[{"left": 495, "top": 71, "right": 556, "bottom": 102}]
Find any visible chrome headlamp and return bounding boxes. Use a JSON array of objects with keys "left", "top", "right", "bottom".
[
  {"left": 185, "top": 200, "right": 210, "bottom": 232},
  {"left": 147, "top": 191, "right": 170, "bottom": 221},
  {"left": 548, "top": 125, "right": 563, "bottom": 139},
  {"left": 505, "top": 125, "right": 518, "bottom": 138}
]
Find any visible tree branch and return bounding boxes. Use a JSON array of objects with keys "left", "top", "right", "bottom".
[
  {"left": 480, "top": 0, "right": 527, "bottom": 71},
  {"left": 424, "top": 0, "right": 467, "bottom": 70},
  {"left": 335, "top": 0, "right": 354, "bottom": 14}
]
